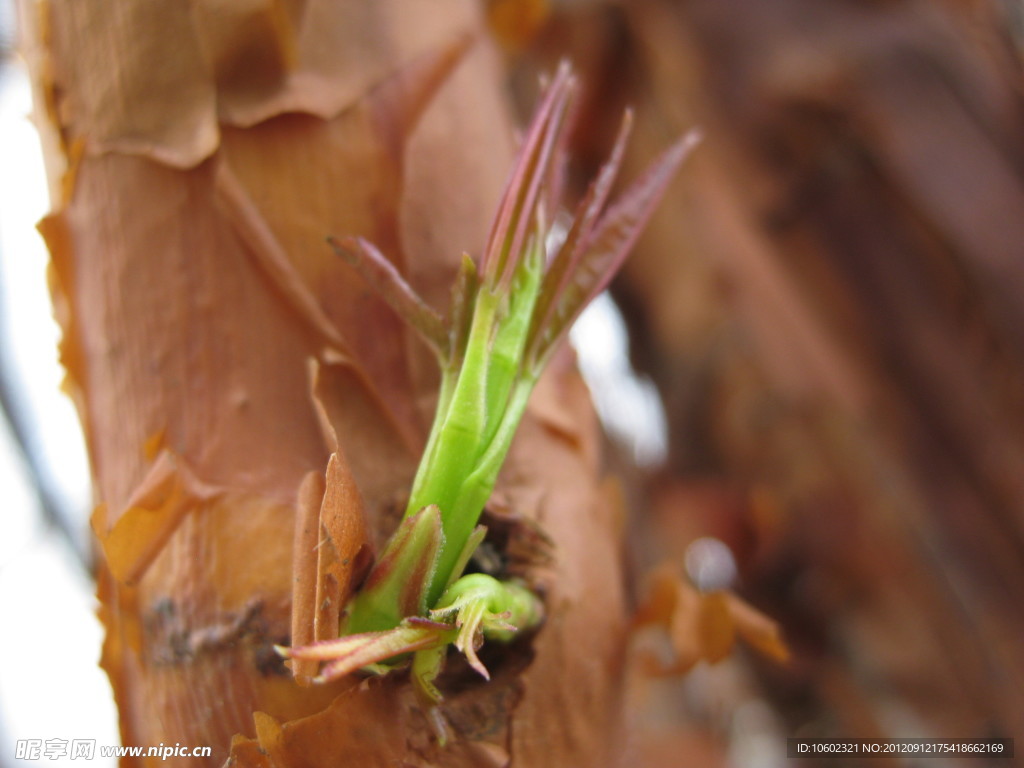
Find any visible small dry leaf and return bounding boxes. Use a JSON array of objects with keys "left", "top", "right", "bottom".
[
  {"left": 312, "top": 452, "right": 374, "bottom": 642},
  {"left": 633, "top": 562, "right": 789, "bottom": 676},
  {"left": 724, "top": 591, "right": 790, "bottom": 663}
]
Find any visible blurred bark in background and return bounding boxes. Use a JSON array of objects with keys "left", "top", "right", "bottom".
[{"left": 510, "top": 0, "right": 1024, "bottom": 763}]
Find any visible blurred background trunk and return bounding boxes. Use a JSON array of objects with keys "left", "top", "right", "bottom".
[{"left": 509, "top": 0, "right": 1024, "bottom": 762}]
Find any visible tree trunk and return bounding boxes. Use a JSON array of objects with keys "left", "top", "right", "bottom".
[{"left": 21, "top": 1, "right": 629, "bottom": 764}]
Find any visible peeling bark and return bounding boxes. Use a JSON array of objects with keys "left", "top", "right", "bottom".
[{"left": 22, "top": 1, "right": 630, "bottom": 764}]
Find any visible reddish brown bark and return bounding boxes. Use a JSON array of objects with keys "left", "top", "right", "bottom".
[{"left": 22, "top": 1, "right": 631, "bottom": 764}]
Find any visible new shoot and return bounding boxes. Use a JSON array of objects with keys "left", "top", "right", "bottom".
[{"left": 281, "top": 62, "right": 699, "bottom": 721}]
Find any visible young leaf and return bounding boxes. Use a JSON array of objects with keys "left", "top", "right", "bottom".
[
  {"left": 342, "top": 505, "right": 444, "bottom": 635},
  {"left": 328, "top": 235, "right": 448, "bottom": 359},
  {"left": 576, "top": 130, "right": 703, "bottom": 306},
  {"left": 480, "top": 61, "right": 574, "bottom": 290},
  {"left": 282, "top": 620, "right": 456, "bottom": 684},
  {"left": 526, "top": 109, "right": 634, "bottom": 365},
  {"left": 528, "top": 129, "right": 702, "bottom": 370}
]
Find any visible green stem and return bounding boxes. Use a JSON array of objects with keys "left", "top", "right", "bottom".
[
  {"left": 480, "top": 238, "right": 543, "bottom": 451},
  {"left": 406, "top": 364, "right": 457, "bottom": 512},
  {"left": 425, "top": 378, "right": 535, "bottom": 605},
  {"left": 405, "top": 291, "right": 498, "bottom": 520}
]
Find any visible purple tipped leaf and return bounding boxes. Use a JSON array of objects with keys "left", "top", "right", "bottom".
[
  {"left": 481, "top": 63, "right": 575, "bottom": 291},
  {"left": 497, "top": 76, "right": 574, "bottom": 292},
  {"left": 316, "top": 623, "right": 456, "bottom": 683},
  {"left": 564, "top": 109, "right": 635, "bottom": 263},
  {"left": 329, "top": 236, "right": 448, "bottom": 358},
  {"left": 527, "top": 110, "right": 634, "bottom": 362},
  {"left": 531, "top": 129, "right": 701, "bottom": 368},
  {"left": 499, "top": 83, "right": 573, "bottom": 292},
  {"left": 578, "top": 130, "right": 702, "bottom": 301},
  {"left": 282, "top": 634, "right": 384, "bottom": 662},
  {"left": 480, "top": 62, "right": 568, "bottom": 280}
]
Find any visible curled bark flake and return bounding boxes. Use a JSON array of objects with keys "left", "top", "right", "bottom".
[{"left": 91, "top": 451, "right": 224, "bottom": 586}]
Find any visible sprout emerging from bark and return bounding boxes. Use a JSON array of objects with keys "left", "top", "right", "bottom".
[{"left": 282, "top": 62, "right": 699, "bottom": 717}]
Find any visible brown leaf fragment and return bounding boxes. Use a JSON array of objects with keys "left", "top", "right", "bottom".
[
  {"left": 632, "top": 563, "right": 686, "bottom": 629},
  {"left": 190, "top": 0, "right": 299, "bottom": 110},
  {"left": 313, "top": 450, "right": 374, "bottom": 644},
  {"left": 310, "top": 357, "right": 420, "bottom": 511},
  {"left": 141, "top": 429, "right": 165, "bottom": 462},
  {"left": 724, "top": 592, "right": 790, "bottom": 664},
  {"left": 697, "top": 591, "right": 736, "bottom": 665},
  {"left": 41, "top": 0, "right": 482, "bottom": 168},
  {"left": 633, "top": 563, "right": 788, "bottom": 675},
  {"left": 459, "top": 739, "right": 512, "bottom": 767}
]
